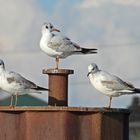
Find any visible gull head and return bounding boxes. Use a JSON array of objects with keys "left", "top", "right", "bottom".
[
  {"left": 0, "top": 59, "right": 5, "bottom": 70},
  {"left": 87, "top": 63, "right": 99, "bottom": 76},
  {"left": 41, "top": 22, "right": 60, "bottom": 34}
]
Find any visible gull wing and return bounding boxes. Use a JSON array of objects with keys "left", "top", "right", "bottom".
[
  {"left": 100, "top": 72, "right": 134, "bottom": 91},
  {"left": 7, "top": 71, "right": 37, "bottom": 89},
  {"left": 48, "top": 34, "right": 81, "bottom": 52}
]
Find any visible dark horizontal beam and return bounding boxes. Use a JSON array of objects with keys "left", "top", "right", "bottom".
[{"left": 0, "top": 106, "right": 130, "bottom": 113}]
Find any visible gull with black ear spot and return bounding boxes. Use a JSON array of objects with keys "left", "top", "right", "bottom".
[
  {"left": 0, "top": 59, "right": 49, "bottom": 107},
  {"left": 87, "top": 63, "right": 140, "bottom": 108},
  {"left": 40, "top": 22, "right": 97, "bottom": 69}
]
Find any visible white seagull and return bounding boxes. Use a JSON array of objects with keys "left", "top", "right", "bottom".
[
  {"left": 0, "top": 59, "right": 48, "bottom": 107},
  {"left": 40, "top": 22, "right": 97, "bottom": 69},
  {"left": 87, "top": 63, "right": 140, "bottom": 108}
]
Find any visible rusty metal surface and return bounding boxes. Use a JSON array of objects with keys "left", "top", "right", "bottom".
[
  {"left": 101, "top": 113, "right": 129, "bottom": 140},
  {"left": 43, "top": 69, "right": 74, "bottom": 75},
  {"left": 0, "top": 106, "right": 130, "bottom": 113},
  {"left": 0, "top": 112, "right": 19, "bottom": 140},
  {"left": 43, "top": 69, "right": 74, "bottom": 106},
  {"left": 0, "top": 108, "right": 129, "bottom": 140}
]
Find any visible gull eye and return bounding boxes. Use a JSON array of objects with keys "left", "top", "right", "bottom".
[
  {"left": 91, "top": 66, "right": 95, "bottom": 71},
  {"left": 46, "top": 26, "right": 48, "bottom": 29},
  {"left": 50, "top": 25, "right": 53, "bottom": 29}
]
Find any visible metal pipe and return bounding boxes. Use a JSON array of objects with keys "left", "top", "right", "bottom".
[{"left": 43, "top": 69, "right": 74, "bottom": 106}]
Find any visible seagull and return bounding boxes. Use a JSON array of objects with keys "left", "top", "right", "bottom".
[
  {"left": 40, "top": 22, "right": 97, "bottom": 69},
  {"left": 87, "top": 63, "right": 140, "bottom": 108},
  {"left": 0, "top": 59, "right": 48, "bottom": 107}
]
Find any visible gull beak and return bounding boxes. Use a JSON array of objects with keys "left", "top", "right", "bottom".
[
  {"left": 51, "top": 28, "right": 60, "bottom": 32},
  {"left": 87, "top": 72, "right": 91, "bottom": 77}
]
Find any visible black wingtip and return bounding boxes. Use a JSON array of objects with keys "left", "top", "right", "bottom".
[
  {"left": 81, "top": 48, "right": 98, "bottom": 54},
  {"left": 35, "top": 86, "right": 49, "bottom": 91},
  {"left": 134, "top": 88, "right": 140, "bottom": 93}
]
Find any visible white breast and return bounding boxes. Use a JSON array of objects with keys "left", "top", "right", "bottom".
[
  {"left": 0, "top": 73, "right": 25, "bottom": 95},
  {"left": 40, "top": 35, "right": 62, "bottom": 58},
  {"left": 89, "top": 74, "right": 114, "bottom": 96}
]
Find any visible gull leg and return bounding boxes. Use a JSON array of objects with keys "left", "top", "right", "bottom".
[
  {"left": 108, "top": 96, "right": 112, "bottom": 108},
  {"left": 9, "top": 95, "right": 14, "bottom": 107},
  {"left": 55, "top": 56, "right": 60, "bottom": 69},
  {"left": 14, "top": 93, "right": 18, "bottom": 107}
]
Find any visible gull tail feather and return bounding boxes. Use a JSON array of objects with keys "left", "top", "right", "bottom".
[
  {"left": 33, "top": 86, "right": 49, "bottom": 91},
  {"left": 81, "top": 48, "right": 97, "bottom": 54},
  {"left": 72, "top": 42, "right": 97, "bottom": 54},
  {"left": 134, "top": 88, "right": 140, "bottom": 93},
  {"left": 73, "top": 48, "right": 97, "bottom": 54}
]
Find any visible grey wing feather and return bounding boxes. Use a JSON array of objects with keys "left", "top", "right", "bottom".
[
  {"left": 9, "top": 71, "right": 37, "bottom": 89},
  {"left": 100, "top": 72, "right": 134, "bottom": 90},
  {"left": 48, "top": 35, "right": 81, "bottom": 52}
]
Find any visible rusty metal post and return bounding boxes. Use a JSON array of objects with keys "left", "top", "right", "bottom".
[
  {"left": 43, "top": 69, "right": 74, "bottom": 106},
  {"left": 0, "top": 107, "right": 130, "bottom": 140}
]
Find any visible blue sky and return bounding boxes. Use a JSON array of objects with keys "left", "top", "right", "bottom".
[
  {"left": 37, "top": 0, "right": 59, "bottom": 13},
  {"left": 37, "top": 0, "right": 79, "bottom": 11},
  {"left": 0, "top": 0, "right": 140, "bottom": 108}
]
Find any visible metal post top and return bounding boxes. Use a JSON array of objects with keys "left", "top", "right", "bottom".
[{"left": 43, "top": 69, "right": 74, "bottom": 75}]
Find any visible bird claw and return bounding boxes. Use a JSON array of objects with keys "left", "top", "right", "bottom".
[{"left": 9, "top": 105, "right": 15, "bottom": 109}]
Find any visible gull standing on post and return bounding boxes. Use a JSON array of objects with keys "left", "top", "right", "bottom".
[
  {"left": 40, "top": 22, "right": 97, "bottom": 69},
  {"left": 0, "top": 59, "right": 48, "bottom": 107},
  {"left": 87, "top": 63, "right": 140, "bottom": 108}
]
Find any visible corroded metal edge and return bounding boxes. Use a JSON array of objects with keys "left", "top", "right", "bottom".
[
  {"left": 0, "top": 106, "right": 130, "bottom": 114},
  {"left": 42, "top": 69, "right": 74, "bottom": 75}
]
